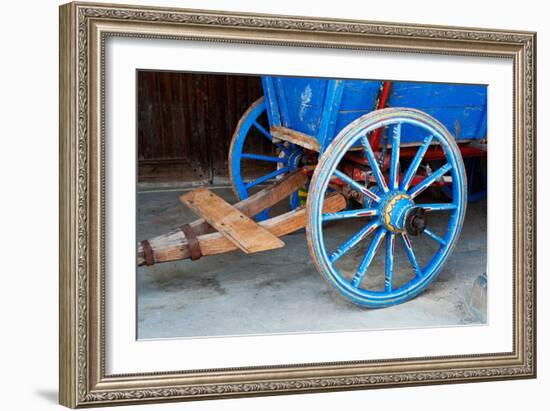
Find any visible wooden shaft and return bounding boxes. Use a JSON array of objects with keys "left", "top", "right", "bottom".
[
  {"left": 189, "top": 169, "right": 308, "bottom": 237},
  {"left": 137, "top": 193, "right": 346, "bottom": 266},
  {"left": 137, "top": 170, "right": 306, "bottom": 264}
]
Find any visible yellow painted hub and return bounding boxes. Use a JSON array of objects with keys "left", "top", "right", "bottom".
[{"left": 382, "top": 193, "right": 414, "bottom": 233}]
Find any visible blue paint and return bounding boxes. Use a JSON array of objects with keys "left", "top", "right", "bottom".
[
  {"left": 245, "top": 167, "right": 289, "bottom": 189},
  {"left": 423, "top": 228, "right": 447, "bottom": 246},
  {"left": 334, "top": 170, "right": 381, "bottom": 203},
  {"left": 261, "top": 77, "right": 282, "bottom": 127},
  {"left": 351, "top": 227, "right": 386, "bottom": 287},
  {"left": 400, "top": 134, "right": 434, "bottom": 190},
  {"left": 229, "top": 75, "right": 483, "bottom": 307},
  {"left": 389, "top": 123, "right": 401, "bottom": 189},
  {"left": 360, "top": 135, "right": 388, "bottom": 192},
  {"left": 385, "top": 234, "right": 395, "bottom": 292},
  {"left": 329, "top": 219, "right": 380, "bottom": 263},
  {"left": 274, "top": 78, "right": 291, "bottom": 127},
  {"left": 317, "top": 80, "right": 345, "bottom": 149},
  {"left": 322, "top": 207, "right": 378, "bottom": 222},
  {"left": 228, "top": 98, "right": 302, "bottom": 221},
  {"left": 408, "top": 163, "right": 452, "bottom": 199},
  {"left": 339, "top": 80, "right": 382, "bottom": 111},
  {"left": 400, "top": 233, "right": 422, "bottom": 278},
  {"left": 261, "top": 76, "right": 487, "bottom": 149},
  {"left": 415, "top": 203, "right": 457, "bottom": 212},
  {"left": 241, "top": 153, "right": 288, "bottom": 164},
  {"left": 306, "top": 109, "right": 468, "bottom": 307},
  {"left": 253, "top": 120, "right": 273, "bottom": 141},
  {"left": 265, "top": 77, "right": 326, "bottom": 135}
]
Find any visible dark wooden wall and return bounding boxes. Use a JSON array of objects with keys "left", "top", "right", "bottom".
[{"left": 137, "top": 71, "right": 263, "bottom": 184}]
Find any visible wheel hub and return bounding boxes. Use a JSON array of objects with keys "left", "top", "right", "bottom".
[
  {"left": 380, "top": 192, "right": 414, "bottom": 233},
  {"left": 286, "top": 148, "right": 304, "bottom": 169},
  {"left": 405, "top": 207, "right": 428, "bottom": 236}
]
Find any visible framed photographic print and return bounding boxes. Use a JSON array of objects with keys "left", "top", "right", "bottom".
[{"left": 59, "top": 1, "right": 536, "bottom": 408}]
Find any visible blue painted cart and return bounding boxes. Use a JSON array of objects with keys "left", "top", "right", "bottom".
[{"left": 228, "top": 76, "right": 487, "bottom": 307}]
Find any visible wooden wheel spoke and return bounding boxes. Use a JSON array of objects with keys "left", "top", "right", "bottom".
[
  {"left": 389, "top": 123, "right": 401, "bottom": 190},
  {"left": 415, "top": 203, "right": 456, "bottom": 212},
  {"left": 322, "top": 208, "right": 378, "bottom": 222},
  {"left": 400, "top": 134, "right": 434, "bottom": 191},
  {"left": 360, "top": 135, "right": 389, "bottom": 193},
  {"left": 408, "top": 163, "right": 452, "bottom": 199},
  {"left": 329, "top": 220, "right": 379, "bottom": 263},
  {"left": 290, "top": 191, "right": 300, "bottom": 210},
  {"left": 245, "top": 167, "right": 289, "bottom": 189},
  {"left": 384, "top": 233, "right": 395, "bottom": 292},
  {"left": 253, "top": 121, "right": 272, "bottom": 141},
  {"left": 241, "top": 153, "right": 288, "bottom": 164},
  {"left": 305, "top": 106, "right": 468, "bottom": 307},
  {"left": 252, "top": 121, "right": 290, "bottom": 155},
  {"left": 334, "top": 169, "right": 381, "bottom": 203},
  {"left": 351, "top": 227, "right": 386, "bottom": 287},
  {"left": 423, "top": 228, "right": 447, "bottom": 246},
  {"left": 400, "top": 233, "right": 422, "bottom": 278}
]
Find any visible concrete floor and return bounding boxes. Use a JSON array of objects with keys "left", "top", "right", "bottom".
[{"left": 137, "top": 187, "right": 487, "bottom": 340}]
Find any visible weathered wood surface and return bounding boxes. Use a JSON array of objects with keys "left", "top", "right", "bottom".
[
  {"left": 270, "top": 126, "right": 321, "bottom": 152},
  {"left": 138, "top": 71, "right": 264, "bottom": 183},
  {"left": 137, "top": 193, "right": 346, "bottom": 266},
  {"left": 180, "top": 188, "right": 285, "bottom": 253},
  {"left": 267, "top": 77, "right": 487, "bottom": 146},
  {"left": 137, "top": 170, "right": 307, "bottom": 263},
  {"left": 182, "top": 170, "right": 306, "bottom": 236}
]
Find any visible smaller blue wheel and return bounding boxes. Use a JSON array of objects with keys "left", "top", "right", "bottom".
[
  {"left": 229, "top": 97, "right": 305, "bottom": 220},
  {"left": 306, "top": 108, "right": 467, "bottom": 308}
]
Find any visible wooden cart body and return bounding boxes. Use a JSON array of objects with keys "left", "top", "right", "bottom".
[
  {"left": 140, "top": 75, "right": 488, "bottom": 308},
  {"left": 261, "top": 77, "right": 487, "bottom": 151}
]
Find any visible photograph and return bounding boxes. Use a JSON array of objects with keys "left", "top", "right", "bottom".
[
  {"left": 136, "top": 72, "right": 488, "bottom": 339},
  {"left": 57, "top": 2, "right": 536, "bottom": 407}
]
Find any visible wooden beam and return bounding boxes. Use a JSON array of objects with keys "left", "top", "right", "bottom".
[
  {"left": 137, "top": 193, "right": 346, "bottom": 266},
  {"left": 136, "top": 170, "right": 307, "bottom": 263},
  {"left": 189, "top": 169, "right": 307, "bottom": 237},
  {"left": 180, "top": 188, "right": 285, "bottom": 253},
  {"left": 270, "top": 126, "right": 321, "bottom": 152}
]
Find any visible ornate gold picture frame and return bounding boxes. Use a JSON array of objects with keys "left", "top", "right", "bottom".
[{"left": 59, "top": 1, "right": 536, "bottom": 408}]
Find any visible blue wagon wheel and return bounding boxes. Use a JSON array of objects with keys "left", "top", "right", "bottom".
[
  {"left": 229, "top": 97, "right": 305, "bottom": 220},
  {"left": 306, "top": 108, "right": 467, "bottom": 307}
]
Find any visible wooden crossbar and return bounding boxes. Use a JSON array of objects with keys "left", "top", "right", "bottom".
[
  {"left": 180, "top": 188, "right": 285, "bottom": 254},
  {"left": 136, "top": 170, "right": 307, "bottom": 265},
  {"left": 137, "top": 193, "right": 347, "bottom": 266},
  {"left": 270, "top": 126, "right": 321, "bottom": 152},
  {"left": 182, "top": 169, "right": 307, "bottom": 237}
]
